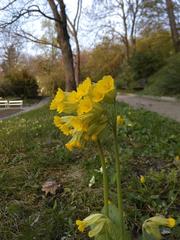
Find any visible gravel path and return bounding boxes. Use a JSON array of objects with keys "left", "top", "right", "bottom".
[
  {"left": 117, "top": 94, "right": 180, "bottom": 122},
  {"left": 0, "top": 97, "right": 50, "bottom": 120}
]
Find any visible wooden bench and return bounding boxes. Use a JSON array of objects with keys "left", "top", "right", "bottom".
[
  {"left": 0, "top": 100, "right": 8, "bottom": 109},
  {"left": 8, "top": 100, "right": 23, "bottom": 108}
]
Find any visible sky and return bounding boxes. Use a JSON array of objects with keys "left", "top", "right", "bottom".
[{"left": 22, "top": 0, "right": 96, "bottom": 55}]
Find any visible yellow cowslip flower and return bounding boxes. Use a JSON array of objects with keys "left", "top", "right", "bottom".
[
  {"left": 91, "top": 85, "right": 105, "bottom": 103},
  {"left": 77, "top": 97, "right": 93, "bottom": 115},
  {"left": 54, "top": 116, "right": 72, "bottom": 136},
  {"left": 117, "top": 115, "right": 124, "bottom": 125},
  {"left": 67, "top": 90, "right": 81, "bottom": 103},
  {"left": 143, "top": 216, "right": 176, "bottom": 240},
  {"left": 57, "top": 102, "right": 64, "bottom": 113},
  {"left": 70, "top": 117, "right": 85, "bottom": 132},
  {"left": 76, "top": 220, "right": 86, "bottom": 232},
  {"left": 60, "top": 124, "right": 72, "bottom": 136},
  {"left": 76, "top": 213, "right": 106, "bottom": 237},
  {"left": 65, "top": 140, "right": 81, "bottom": 151},
  {"left": 98, "top": 75, "right": 115, "bottom": 94},
  {"left": 167, "top": 218, "right": 176, "bottom": 228},
  {"left": 140, "top": 175, "right": 145, "bottom": 184},
  {"left": 77, "top": 77, "right": 92, "bottom": 97},
  {"left": 54, "top": 116, "right": 62, "bottom": 128},
  {"left": 50, "top": 88, "right": 64, "bottom": 110}
]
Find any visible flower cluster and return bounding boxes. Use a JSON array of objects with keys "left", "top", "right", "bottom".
[
  {"left": 143, "top": 216, "right": 176, "bottom": 239},
  {"left": 50, "top": 76, "right": 116, "bottom": 151}
]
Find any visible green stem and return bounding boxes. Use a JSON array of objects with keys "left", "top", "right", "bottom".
[
  {"left": 113, "top": 101, "right": 124, "bottom": 238},
  {"left": 97, "top": 139, "right": 109, "bottom": 217}
]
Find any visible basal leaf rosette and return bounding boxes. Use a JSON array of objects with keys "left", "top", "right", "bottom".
[{"left": 50, "top": 75, "right": 116, "bottom": 151}]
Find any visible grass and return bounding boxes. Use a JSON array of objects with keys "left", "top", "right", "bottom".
[{"left": 0, "top": 103, "right": 180, "bottom": 240}]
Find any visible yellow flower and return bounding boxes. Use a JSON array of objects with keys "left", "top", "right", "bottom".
[
  {"left": 167, "top": 217, "right": 176, "bottom": 228},
  {"left": 71, "top": 117, "right": 84, "bottom": 131},
  {"left": 140, "top": 175, "right": 145, "bottom": 184},
  {"left": 76, "top": 213, "right": 106, "bottom": 237},
  {"left": 77, "top": 77, "right": 92, "bottom": 97},
  {"left": 54, "top": 116, "right": 71, "bottom": 136},
  {"left": 97, "top": 75, "right": 115, "bottom": 94},
  {"left": 175, "top": 155, "right": 180, "bottom": 161},
  {"left": 50, "top": 88, "right": 64, "bottom": 110},
  {"left": 117, "top": 115, "right": 124, "bottom": 125},
  {"left": 54, "top": 116, "right": 62, "bottom": 128},
  {"left": 57, "top": 102, "right": 64, "bottom": 113},
  {"left": 143, "top": 216, "right": 176, "bottom": 240},
  {"left": 65, "top": 140, "right": 81, "bottom": 151},
  {"left": 77, "top": 97, "right": 93, "bottom": 115},
  {"left": 76, "top": 220, "right": 86, "bottom": 232},
  {"left": 67, "top": 90, "right": 81, "bottom": 103},
  {"left": 92, "top": 85, "right": 105, "bottom": 103}
]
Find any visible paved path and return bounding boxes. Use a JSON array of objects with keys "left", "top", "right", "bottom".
[
  {"left": 117, "top": 94, "right": 180, "bottom": 122},
  {"left": 0, "top": 97, "right": 50, "bottom": 120}
]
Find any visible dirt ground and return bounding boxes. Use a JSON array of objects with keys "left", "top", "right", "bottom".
[{"left": 117, "top": 94, "right": 180, "bottom": 122}]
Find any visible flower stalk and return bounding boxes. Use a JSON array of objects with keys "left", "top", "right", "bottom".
[
  {"left": 97, "top": 139, "right": 109, "bottom": 217},
  {"left": 113, "top": 100, "right": 124, "bottom": 238}
]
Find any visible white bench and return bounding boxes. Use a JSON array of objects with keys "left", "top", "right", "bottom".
[
  {"left": 8, "top": 100, "right": 23, "bottom": 108},
  {"left": 0, "top": 100, "right": 8, "bottom": 109}
]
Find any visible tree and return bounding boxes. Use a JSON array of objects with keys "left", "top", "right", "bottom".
[
  {"left": 90, "top": 0, "right": 144, "bottom": 60},
  {"left": 67, "top": 0, "right": 82, "bottom": 86},
  {"left": 0, "top": 0, "right": 76, "bottom": 91},
  {"left": 165, "top": 0, "right": 180, "bottom": 52}
]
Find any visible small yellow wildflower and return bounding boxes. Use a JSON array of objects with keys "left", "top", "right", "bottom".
[
  {"left": 143, "top": 216, "right": 176, "bottom": 240},
  {"left": 50, "top": 88, "right": 64, "bottom": 110},
  {"left": 175, "top": 155, "right": 180, "bottom": 161},
  {"left": 92, "top": 85, "right": 105, "bottom": 103},
  {"left": 71, "top": 117, "right": 83, "bottom": 131},
  {"left": 167, "top": 217, "right": 176, "bottom": 228},
  {"left": 76, "top": 213, "right": 106, "bottom": 237},
  {"left": 54, "top": 116, "right": 62, "bottom": 128},
  {"left": 76, "top": 220, "right": 86, "bottom": 232},
  {"left": 77, "top": 97, "right": 93, "bottom": 115},
  {"left": 98, "top": 75, "right": 115, "bottom": 94},
  {"left": 117, "top": 115, "right": 124, "bottom": 125},
  {"left": 77, "top": 77, "right": 92, "bottom": 97},
  {"left": 140, "top": 175, "right": 145, "bottom": 184},
  {"left": 57, "top": 102, "right": 64, "bottom": 113},
  {"left": 67, "top": 90, "right": 81, "bottom": 103}
]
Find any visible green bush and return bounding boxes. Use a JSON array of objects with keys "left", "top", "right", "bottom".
[
  {"left": 130, "top": 51, "right": 163, "bottom": 81},
  {"left": 144, "top": 53, "right": 180, "bottom": 96},
  {"left": 1, "top": 69, "right": 39, "bottom": 98}
]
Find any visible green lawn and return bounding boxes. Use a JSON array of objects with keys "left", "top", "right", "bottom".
[{"left": 0, "top": 103, "right": 179, "bottom": 240}]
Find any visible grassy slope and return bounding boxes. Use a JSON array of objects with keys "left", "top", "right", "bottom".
[{"left": 0, "top": 104, "right": 180, "bottom": 240}]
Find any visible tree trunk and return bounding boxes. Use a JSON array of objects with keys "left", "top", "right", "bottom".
[
  {"left": 47, "top": 0, "right": 76, "bottom": 91},
  {"left": 74, "top": 33, "right": 81, "bottom": 86},
  {"left": 166, "top": 0, "right": 180, "bottom": 52}
]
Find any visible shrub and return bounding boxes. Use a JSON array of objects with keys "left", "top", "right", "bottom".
[
  {"left": 130, "top": 51, "right": 163, "bottom": 81},
  {"left": 144, "top": 53, "right": 180, "bottom": 96},
  {"left": 3, "top": 69, "right": 39, "bottom": 98}
]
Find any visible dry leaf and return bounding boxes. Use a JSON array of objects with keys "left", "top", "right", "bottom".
[{"left": 42, "top": 180, "right": 59, "bottom": 196}]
